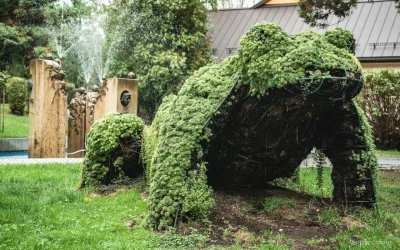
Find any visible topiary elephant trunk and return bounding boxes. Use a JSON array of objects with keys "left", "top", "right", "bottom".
[{"left": 81, "top": 23, "right": 377, "bottom": 230}]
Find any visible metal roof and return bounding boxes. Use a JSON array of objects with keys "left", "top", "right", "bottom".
[{"left": 209, "top": 1, "right": 400, "bottom": 62}]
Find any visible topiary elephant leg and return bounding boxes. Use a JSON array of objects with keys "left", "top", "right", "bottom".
[{"left": 321, "top": 101, "right": 377, "bottom": 205}]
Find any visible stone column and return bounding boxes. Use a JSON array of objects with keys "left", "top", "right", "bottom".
[
  {"left": 67, "top": 91, "right": 97, "bottom": 158},
  {"left": 93, "top": 78, "right": 138, "bottom": 122},
  {"left": 29, "top": 59, "right": 66, "bottom": 158}
]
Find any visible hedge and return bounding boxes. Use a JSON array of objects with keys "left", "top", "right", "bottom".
[{"left": 6, "top": 77, "right": 27, "bottom": 115}]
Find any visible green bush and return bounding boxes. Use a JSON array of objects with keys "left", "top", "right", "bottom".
[
  {"left": 80, "top": 113, "right": 145, "bottom": 187},
  {"left": 6, "top": 77, "right": 27, "bottom": 115},
  {"left": 360, "top": 69, "right": 400, "bottom": 150}
]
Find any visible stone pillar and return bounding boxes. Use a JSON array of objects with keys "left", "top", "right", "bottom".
[
  {"left": 67, "top": 91, "right": 97, "bottom": 158},
  {"left": 29, "top": 59, "right": 66, "bottom": 158},
  {"left": 93, "top": 78, "right": 138, "bottom": 122}
]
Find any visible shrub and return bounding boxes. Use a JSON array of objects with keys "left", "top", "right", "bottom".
[
  {"left": 360, "top": 69, "right": 400, "bottom": 150},
  {"left": 80, "top": 113, "right": 145, "bottom": 187},
  {"left": 6, "top": 77, "right": 27, "bottom": 115}
]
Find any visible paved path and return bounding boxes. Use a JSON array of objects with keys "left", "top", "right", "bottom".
[
  {"left": 0, "top": 154, "right": 398, "bottom": 168},
  {"left": 376, "top": 157, "right": 400, "bottom": 170},
  {"left": 300, "top": 154, "right": 400, "bottom": 169}
]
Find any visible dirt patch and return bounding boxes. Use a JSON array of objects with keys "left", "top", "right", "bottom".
[
  {"left": 379, "top": 170, "right": 400, "bottom": 185},
  {"left": 189, "top": 186, "right": 341, "bottom": 249},
  {"left": 341, "top": 217, "right": 366, "bottom": 229},
  {"left": 125, "top": 219, "right": 137, "bottom": 229},
  {"left": 89, "top": 185, "right": 132, "bottom": 197},
  {"left": 85, "top": 177, "right": 146, "bottom": 197}
]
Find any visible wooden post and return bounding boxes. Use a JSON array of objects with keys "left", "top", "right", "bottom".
[
  {"left": 29, "top": 59, "right": 67, "bottom": 158},
  {"left": 93, "top": 78, "right": 138, "bottom": 122},
  {"left": 1, "top": 89, "right": 4, "bottom": 132}
]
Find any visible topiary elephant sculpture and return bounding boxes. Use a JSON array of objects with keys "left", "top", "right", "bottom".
[{"left": 81, "top": 23, "right": 377, "bottom": 230}]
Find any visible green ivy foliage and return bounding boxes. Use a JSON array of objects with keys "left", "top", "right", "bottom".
[
  {"left": 353, "top": 102, "right": 378, "bottom": 182},
  {"left": 324, "top": 28, "right": 356, "bottom": 54},
  {"left": 238, "top": 23, "right": 361, "bottom": 96},
  {"left": 105, "top": 0, "right": 216, "bottom": 120},
  {"left": 6, "top": 77, "right": 27, "bottom": 116},
  {"left": 144, "top": 57, "right": 239, "bottom": 229},
  {"left": 80, "top": 113, "right": 145, "bottom": 187},
  {"left": 182, "top": 162, "right": 215, "bottom": 224},
  {"left": 143, "top": 22, "right": 365, "bottom": 229},
  {"left": 359, "top": 69, "right": 400, "bottom": 150}
]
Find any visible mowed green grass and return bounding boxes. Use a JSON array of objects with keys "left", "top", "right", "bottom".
[
  {"left": 0, "top": 164, "right": 399, "bottom": 249},
  {"left": 0, "top": 164, "right": 157, "bottom": 249},
  {"left": 375, "top": 150, "right": 400, "bottom": 157},
  {"left": 288, "top": 168, "right": 400, "bottom": 250},
  {"left": 0, "top": 104, "right": 29, "bottom": 138}
]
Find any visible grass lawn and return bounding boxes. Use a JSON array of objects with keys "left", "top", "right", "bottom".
[
  {"left": 0, "top": 104, "right": 29, "bottom": 138},
  {"left": 375, "top": 150, "right": 400, "bottom": 157},
  {"left": 277, "top": 169, "right": 400, "bottom": 249},
  {"left": 0, "top": 164, "right": 399, "bottom": 249}
]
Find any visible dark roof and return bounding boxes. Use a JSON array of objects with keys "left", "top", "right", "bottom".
[{"left": 209, "top": 1, "right": 400, "bottom": 62}]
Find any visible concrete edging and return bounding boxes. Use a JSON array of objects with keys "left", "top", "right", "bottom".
[{"left": 0, "top": 138, "right": 28, "bottom": 152}]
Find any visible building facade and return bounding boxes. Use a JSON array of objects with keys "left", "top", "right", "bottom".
[{"left": 209, "top": 0, "right": 400, "bottom": 69}]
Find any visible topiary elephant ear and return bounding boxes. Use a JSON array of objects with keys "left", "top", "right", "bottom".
[
  {"left": 324, "top": 28, "right": 357, "bottom": 54},
  {"left": 80, "top": 113, "right": 145, "bottom": 188}
]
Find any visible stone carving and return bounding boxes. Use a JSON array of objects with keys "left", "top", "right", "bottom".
[{"left": 120, "top": 91, "right": 131, "bottom": 107}]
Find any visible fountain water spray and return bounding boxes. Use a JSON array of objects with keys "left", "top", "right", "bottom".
[
  {"left": 75, "top": 14, "right": 113, "bottom": 88},
  {"left": 50, "top": 0, "right": 78, "bottom": 60}
]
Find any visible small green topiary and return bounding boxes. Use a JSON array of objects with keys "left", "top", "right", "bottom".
[
  {"left": 80, "top": 113, "right": 145, "bottom": 187},
  {"left": 6, "top": 77, "right": 27, "bottom": 116}
]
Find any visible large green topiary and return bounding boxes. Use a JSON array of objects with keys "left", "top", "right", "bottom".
[
  {"left": 80, "top": 113, "right": 145, "bottom": 187},
  {"left": 142, "top": 22, "right": 376, "bottom": 230},
  {"left": 6, "top": 77, "right": 27, "bottom": 115},
  {"left": 81, "top": 23, "right": 377, "bottom": 230}
]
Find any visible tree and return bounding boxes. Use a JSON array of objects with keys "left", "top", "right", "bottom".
[
  {"left": 0, "top": 0, "right": 91, "bottom": 77},
  {"left": 106, "top": 0, "right": 217, "bottom": 121},
  {"left": 299, "top": 0, "right": 400, "bottom": 28}
]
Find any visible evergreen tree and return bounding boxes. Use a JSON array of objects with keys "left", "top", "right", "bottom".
[
  {"left": 106, "top": 0, "right": 217, "bottom": 121},
  {"left": 299, "top": 0, "right": 400, "bottom": 28}
]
